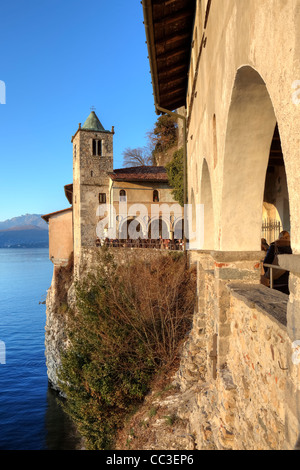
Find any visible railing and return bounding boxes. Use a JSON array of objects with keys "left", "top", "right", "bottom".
[
  {"left": 263, "top": 263, "right": 287, "bottom": 290},
  {"left": 261, "top": 219, "right": 281, "bottom": 245},
  {"left": 96, "top": 238, "right": 184, "bottom": 251}
]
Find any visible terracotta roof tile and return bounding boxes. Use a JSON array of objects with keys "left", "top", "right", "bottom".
[{"left": 109, "top": 166, "right": 169, "bottom": 182}]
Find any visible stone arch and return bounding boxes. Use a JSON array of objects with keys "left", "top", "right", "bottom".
[
  {"left": 263, "top": 124, "right": 291, "bottom": 244},
  {"left": 220, "top": 65, "right": 289, "bottom": 251},
  {"left": 174, "top": 218, "right": 184, "bottom": 240},
  {"left": 148, "top": 217, "right": 170, "bottom": 240},
  {"left": 200, "top": 159, "right": 215, "bottom": 250},
  {"left": 119, "top": 216, "right": 146, "bottom": 239}
]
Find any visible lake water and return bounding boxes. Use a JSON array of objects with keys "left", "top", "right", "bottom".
[{"left": 0, "top": 248, "right": 82, "bottom": 450}]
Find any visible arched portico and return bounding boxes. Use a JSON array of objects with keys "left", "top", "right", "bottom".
[
  {"left": 220, "top": 66, "right": 284, "bottom": 252},
  {"left": 119, "top": 217, "right": 146, "bottom": 239},
  {"left": 148, "top": 217, "right": 170, "bottom": 240},
  {"left": 174, "top": 218, "right": 184, "bottom": 240}
]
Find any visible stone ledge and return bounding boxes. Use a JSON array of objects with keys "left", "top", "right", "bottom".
[
  {"left": 278, "top": 254, "right": 300, "bottom": 275},
  {"left": 211, "top": 251, "right": 264, "bottom": 262},
  {"left": 189, "top": 250, "right": 264, "bottom": 262},
  {"left": 227, "top": 283, "right": 288, "bottom": 328}
]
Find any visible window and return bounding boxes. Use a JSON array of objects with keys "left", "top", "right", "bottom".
[
  {"left": 93, "top": 139, "right": 102, "bottom": 156},
  {"left": 91, "top": 170, "right": 94, "bottom": 177},
  {"left": 119, "top": 190, "right": 127, "bottom": 202},
  {"left": 153, "top": 190, "right": 159, "bottom": 202},
  {"left": 99, "top": 193, "right": 106, "bottom": 204}
]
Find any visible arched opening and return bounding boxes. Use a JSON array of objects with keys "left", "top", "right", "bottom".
[
  {"left": 174, "top": 218, "right": 184, "bottom": 240},
  {"left": 220, "top": 66, "right": 290, "bottom": 252},
  {"left": 262, "top": 124, "right": 290, "bottom": 244},
  {"left": 119, "top": 217, "right": 142, "bottom": 240},
  {"left": 153, "top": 190, "right": 159, "bottom": 202},
  {"left": 148, "top": 218, "right": 169, "bottom": 240},
  {"left": 119, "top": 190, "right": 127, "bottom": 203},
  {"left": 200, "top": 159, "right": 215, "bottom": 250}
]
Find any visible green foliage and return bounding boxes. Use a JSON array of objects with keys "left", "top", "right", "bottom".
[
  {"left": 149, "top": 406, "right": 158, "bottom": 418},
  {"left": 166, "top": 147, "right": 184, "bottom": 207},
  {"left": 164, "top": 414, "right": 178, "bottom": 426},
  {"left": 149, "top": 114, "right": 178, "bottom": 162},
  {"left": 58, "top": 249, "right": 196, "bottom": 450},
  {"left": 122, "top": 114, "right": 178, "bottom": 168}
]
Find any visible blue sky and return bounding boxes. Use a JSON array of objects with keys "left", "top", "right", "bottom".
[{"left": 0, "top": 0, "right": 157, "bottom": 221}]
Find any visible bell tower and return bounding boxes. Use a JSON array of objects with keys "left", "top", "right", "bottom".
[{"left": 71, "top": 111, "right": 114, "bottom": 266}]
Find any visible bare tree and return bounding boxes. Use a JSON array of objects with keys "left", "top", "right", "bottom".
[
  {"left": 122, "top": 147, "right": 154, "bottom": 167},
  {"left": 121, "top": 115, "right": 178, "bottom": 168}
]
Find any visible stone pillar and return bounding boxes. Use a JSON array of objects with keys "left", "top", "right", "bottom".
[
  {"left": 203, "top": 251, "right": 262, "bottom": 449},
  {"left": 211, "top": 251, "right": 263, "bottom": 371}
]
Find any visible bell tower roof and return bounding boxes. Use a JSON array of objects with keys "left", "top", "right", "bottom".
[{"left": 82, "top": 111, "right": 106, "bottom": 132}]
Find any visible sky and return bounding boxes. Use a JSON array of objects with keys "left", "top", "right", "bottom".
[{"left": 0, "top": 0, "right": 157, "bottom": 221}]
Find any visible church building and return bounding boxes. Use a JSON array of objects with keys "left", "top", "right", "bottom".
[{"left": 42, "top": 111, "right": 183, "bottom": 268}]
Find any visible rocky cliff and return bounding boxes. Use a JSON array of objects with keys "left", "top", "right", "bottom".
[{"left": 45, "top": 258, "right": 74, "bottom": 392}]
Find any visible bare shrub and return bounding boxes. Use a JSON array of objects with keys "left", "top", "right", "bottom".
[
  {"left": 58, "top": 249, "right": 196, "bottom": 449},
  {"left": 107, "top": 253, "right": 196, "bottom": 367}
]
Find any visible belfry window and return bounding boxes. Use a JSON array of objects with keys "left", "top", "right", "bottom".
[
  {"left": 92, "top": 139, "right": 102, "bottom": 156},
  {"left": 99, "top": 193, "right": 106, "bottom": 204}
]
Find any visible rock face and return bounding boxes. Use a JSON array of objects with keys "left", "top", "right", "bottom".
[
  {"left": 114, "top": 365, "right": 198, "bottom": 451},
  {"left": 45, "top": 272, "right": 66, "bottom": 391},
  {"left": 45, "top": 260, "right": 74, "bottom": 392}
]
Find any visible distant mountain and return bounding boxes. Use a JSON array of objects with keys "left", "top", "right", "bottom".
[
  {"left": 0, "top": 214, "right": 48, "bottom": 231},
  {"left": 0, "top": 214, "right": 49, "bottom": 248}
]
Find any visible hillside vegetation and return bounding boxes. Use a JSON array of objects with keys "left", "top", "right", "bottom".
[{"left": 58, "top": 249, "right": 196, "bottom": 450}]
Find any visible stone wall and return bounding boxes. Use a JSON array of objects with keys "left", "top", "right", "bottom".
[
  {"left": 174, "top": 250, "right": 300, "bottom": 450},
  {"left": 78, "top": 246, "right": 183, "bottom": 274},
  {"left": 223, "top": 285, "right": 288, "bottom": 449}
]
